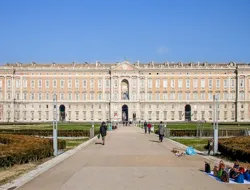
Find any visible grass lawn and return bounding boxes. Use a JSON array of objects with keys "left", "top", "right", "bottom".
[
  {"left": 0, "top": 123, "right": 100, "bottom": 130},
  {"left": 65, "top": 138, "right": 89, "bottom": 150},
  {"left": 171, "top": 138, "right": 209, "bottom": 151},
  {"left": 140, "top": 123, "right": 249, "bottom": 130}
]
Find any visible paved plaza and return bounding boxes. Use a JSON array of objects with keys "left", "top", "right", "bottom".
[{"left": 18, "top": 126, "right": 249, "bottom": 190}]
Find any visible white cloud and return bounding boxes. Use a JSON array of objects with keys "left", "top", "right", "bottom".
[{"left": 156, "top": 47, "right": 168, "bottom": 55}]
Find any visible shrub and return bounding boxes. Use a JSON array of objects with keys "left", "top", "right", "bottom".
[
  {"left": 0, "top": 134, "right": 54, "bottom": 168},
  {"left": 218, "top": 136, "right": 250, "bottom": 162}
]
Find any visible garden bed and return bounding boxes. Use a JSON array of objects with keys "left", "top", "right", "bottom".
[
  {"left": 218, "top": 136, "right": 250, "bottom": 162},
  {"left": 0, "top": 134, "right": 66, "bottom": 168}
]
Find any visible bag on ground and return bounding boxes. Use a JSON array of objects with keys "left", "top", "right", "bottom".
[
  {"left": 205, "top": 162, "right": 211, "bottom": 173},
  {"left": 186, "top": 146, "right": 196, "bottom": 155}
]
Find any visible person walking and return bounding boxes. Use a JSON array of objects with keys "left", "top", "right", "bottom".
[
  {"left": 144, "top": 121, "right": 148, "bottom": 134},
  {"left": 147, "top": 123, "right": 152, "bottom": 134},
  {"left": 207, "top": 138, "right": 213, "bottom": 155},
  {"left": 100, "top": 122, "right": 107, "bottom": 145},
  {"left": 158, "top": 121, "right": 165, "bottom": 142}
]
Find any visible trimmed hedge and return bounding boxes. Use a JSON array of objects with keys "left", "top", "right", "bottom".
[
  {"left": 0, "top": 134, "right": 65, "bottom": 168},
  {"left": 218, "top": 136, "right": 250, "bottom": 162},
  {"left": 0, "top": 129, "right": 100, "bottom": 137}
]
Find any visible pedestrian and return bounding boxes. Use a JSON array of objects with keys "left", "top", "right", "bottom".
[
  {"left": 100, "top": 121, "right": 107, "bottom": 145},
  {"left": 158, "top": 121, "right": 165, "bottom": 142},
  {"left": 207, "top": 138, "right": 213, "bottom": 155},
  {"left": 144, "top": 121, "right": 147, "bottom": 133},
  {"left": 147, "top": 123, "right": 152, "bottom": 134}
]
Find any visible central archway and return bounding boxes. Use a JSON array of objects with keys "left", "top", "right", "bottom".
[
  {"left": 122, "top": 105, "right": 128, "bottom": 122},
  {"left": 185, "top": 104, "right": 191, "bottom": 121},
  {"left": 59, "top": 105, "right": 66, "bottom": 121}
]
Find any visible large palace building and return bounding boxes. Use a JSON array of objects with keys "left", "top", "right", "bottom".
[{"left": 0, "top": 61, "right": 250, "bottom": 123}]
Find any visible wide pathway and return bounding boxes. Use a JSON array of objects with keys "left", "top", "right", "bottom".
[{"left": 19, "top": 126, "right": 249, "bottom": 190}]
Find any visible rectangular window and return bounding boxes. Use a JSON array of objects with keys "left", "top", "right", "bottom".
[
  {"left": 148, "top": 79, "right": 152, "bottom": 88},
  {"left": 171, "top": 111, "right": 175, "bottom": 120},
  {"left": 231, "top": 111, "right": 235, "bottom": 120},
  {"left": 179, "top": 111, "right": 182, "bottom": 120},
  {"left": 194, "top": 111, "right": 197, "bottom": 120},
  {"left": 163, "top": 92, "right": 168, "bottom": 100},
  {"left": 201, "top": 92, "right": 205, "bottom": 100},
  {"left": 98, "top": 111, "right": 102, "bottom": 120},
  {"left": 114, "top": 79, "right": 118, "bottom": 88},
  {"left": 140, "top": 80, "right": 144, "bottom": 88},
  {"left": 240, "top": 79, "right": 244, "bottom": 88},
  {"left": 193, "top": 92, "right": 198, "bottom": 100},
  {"left": 223, "top": 92, "right": 228, "bottom": 100},
  {"left": 224, "top": 79, "right": 228, "bottom": 88},
  {"left": 148, "top": 111, "right": 152, "bottom": 120},
  {"left": 23, "top": 79, "right": 27, "bottom": 88},
  {"left": 155, "top": 92, "right": 160, "bottom": 100},
  {"left": 46, "top": 80, "right": 50, "bottom": 88},
  {"left": 201, "top": 111, "right": 205, "bottom": 120},
  {"left": 38, "top": 80, "right": 42, "bottom": 88},
  {"left": 23, "top": 111, "right": 27, "bottom": 120},
  {"left": 201, "top": 79, "right": 205, "bottom": 88},
  {"left": 16, "top": 80, "right": 20, "bottom": 88},
  {"left": 105, "top": 80, "right": 110, "bottom": 88},
  {"left": 83, "top": 111, "right": 86, "bottom": 120},
  {"left": 156, "top": 79, "right": 160, "bottom": 88},
  {"left": 98, "top": 92, "right": 102, "bottom": 100},
  {"left": 193, "top": 79, "right": 198, "bottom": 88},
  {"left": 75, "top": 93, "right": 79, "bottom": 100},
  {"left": 53, "top": 80, "right": 57, "bottom": 88},
  {"left": 83, "top": 93, "right": 86, "bottom": 100},
  {"left": 46, "top": 93, "right": 49, "bottom": 100},
  {"left": 209, "top": 111, "right": 212, "bottom": 120},
  {"left": 171, "top": 79, "right": 175, "bottom": 88},
  {"left": 91, "top": 111, "right": 94, "bottom": 120},
  {"left": 178, "top": 92, "right": 182, "bottom": 100},
  {"left": 76, "top": 111, "right": 79, "bottom": 120},
  {"left": 7, "top": 79, "right": 11, "bottom": 88},
  {"left": 60, "top": 93, "right": 64, "bottom": 100},
  {"left": 114, "top": 92, "right": 118, "bottom": 100},
  {"left": 140, "top": 111, "right": 144, "bottom": 120},
  {"left": 186, "top": 92, "right": 190, "bottom": 100},
  {"left": 23, "top": 92, "right": 27, "bottom": 100},
  {"left": 170, "top": 92, "right": 175, "bottom": 100},
  {"left": 240, "top": 91, "right": 245, "bottom": 100},
  {"left": 216, "top": 79, "right": 220, "bottom": 88},
  {"left": 31, "top": 93, "right": 35, "bottom": 100},
  {"left": 98, "top": 79, "right": 102, "bottom": 88},
  {"left": 39, "top": 111, "right": 42, "bottom": 120},
  {"left": 75, "top": 79, "right": 79, "bottom": 88},
  {"left": 60, "top": 80, "right": 64, "bottom": 88},
  {"left": 82, "top": 79, "right": 87, "bottom": 88},
  {"left": 224, "top": 111, "right": 227, "bottom": 120},
  {"left": 68, "top": 93, "right": 72, "bottom": 100},
  {"left": 178, "top": 79, "right": 182, "bottom": 88},
  {"left": 231, "top": 78, "right": 235, "bottom": 88},
  {"left": 38, "top": 93, "right": 42, "bottom": 100},
  {"left": 208, "top": 79, "right": 213, "bottom": 88},
  {"left": 186, "top": 79, "right": 190, "bottom": 88},
  {"left": 105, "top": 92, "right": 109, "bottom": 101},
  {"left": 156, "top": 111, "right": 159, "bottom": 120},
  {"left": 46, "top": 111, "right": 49, "bottom": 120},
  {"left": 31, "top": 80, "right": 35, "bottom": 88},
  {"left": 31, "top": 111, "right": 34, "bottom": 120},
  {"left": 163, "top": 79, "right": 168, "bottom": 88},
  {"left": 241, "top": 111, "right": 244, "bottom": 120},
  {"left": 132, "top": 79, "right": 136, "bottom": 88},
  {"left": 148, "top": 93, "right": 152, "bottom": 100},
  {"left": 16, "top": 93, "right": 20, "bottom": 100},
  {"left": 90, "top": 92, "right": 94, "bottom": 100},
  {"left": 164, "top": 111, "right": 167, "bottom": 120},
  {"left": 140, "top": 92, "right": 145, "bottom": 100}
]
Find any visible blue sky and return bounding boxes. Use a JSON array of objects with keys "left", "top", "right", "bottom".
[{"left": 0, "top": 0, "right": 250, "bottom": 64}]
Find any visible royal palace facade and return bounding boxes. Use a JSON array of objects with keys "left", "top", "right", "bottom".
[{"left": 0, "top": 61, "right": 250, "bottom": 123}]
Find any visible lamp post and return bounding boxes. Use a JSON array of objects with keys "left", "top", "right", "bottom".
[
  {"left": 52, "top": 94, "right": 58, "bottom": 156},
  {"left": 213, "top": 95, "right": 219, "bottom": 154}
]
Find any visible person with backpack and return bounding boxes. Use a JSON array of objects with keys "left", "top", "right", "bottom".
[
  {"left": 144, "top": 121, "right": 147, "bottom": 134},
  {"left": 158, "top": 121, "right": 165, "bottom": 142},
  {"left": 100, "top": 122, "right": 107, "bottom": 145}
]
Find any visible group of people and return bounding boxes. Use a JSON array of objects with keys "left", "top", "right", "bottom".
[
  {"left": 205, "top": 160, "right": 250, "bottom": 183},
  {"left": 143, "top": 121, "right": 166, "bottom": 142}
]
